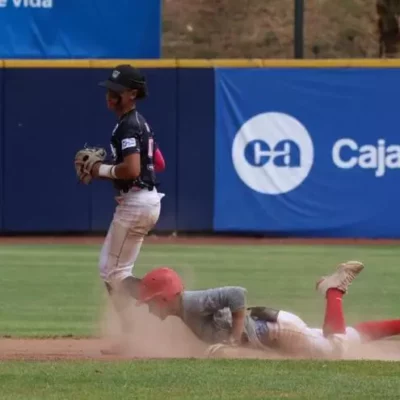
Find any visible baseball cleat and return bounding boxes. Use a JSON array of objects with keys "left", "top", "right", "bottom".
[{"left": 316, "top": 261, "right": 364, "bottom": 296}]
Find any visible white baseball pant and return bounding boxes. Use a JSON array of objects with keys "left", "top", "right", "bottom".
[
  {"left": 266, "top": 311, "right": 361, "bottom": 358},
  {"left": 98, "top": 187, "right": 163, "bottom": 284}
]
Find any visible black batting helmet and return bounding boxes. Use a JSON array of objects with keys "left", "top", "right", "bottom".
[{"left": 98, "top": 64, "right": 148, "bottom": 99}]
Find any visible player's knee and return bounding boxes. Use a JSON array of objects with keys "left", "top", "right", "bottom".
[
  {"left": 329, "top": 333, "right": 350, "bottom": 358},
  {"left": 345, "top": 327, "right": 362, "bottom": 344},
  {"left": 327, "top": 329, "right": 361, "bottom": 359}
]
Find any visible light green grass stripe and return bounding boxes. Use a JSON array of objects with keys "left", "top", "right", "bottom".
[{"left": 1, "top": 360, "right": 400, "bottom": 400}]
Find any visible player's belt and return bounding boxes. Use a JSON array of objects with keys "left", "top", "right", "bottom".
[
  {"left": 248, "top": 307, "right": 280, "bottom": 323},
  {"left": 117, "top": 181, "right": 155, "bottom": 193},
  {"left": 120, "top": 186, "right": 142, "bottom": 194}
]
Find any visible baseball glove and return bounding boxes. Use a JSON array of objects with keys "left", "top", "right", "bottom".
[{"left": 74, "top": 145, "right": 107, "bottom": 184}]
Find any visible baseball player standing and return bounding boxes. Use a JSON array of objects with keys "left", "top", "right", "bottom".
[{"left": 75, "top": 64, "right": 165, "bottom": 342}]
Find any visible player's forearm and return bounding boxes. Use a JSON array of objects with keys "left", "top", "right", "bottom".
[
  {"left": 231, "top": 308, "right": 246, "bottom": 342},
  {"left": 92, "top": 162, "right": 140, "bottom": 180}
]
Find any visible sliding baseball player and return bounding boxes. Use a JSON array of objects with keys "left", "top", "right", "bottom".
[{"left": 136, "top": 261, "right": 400, "bottom": 359}]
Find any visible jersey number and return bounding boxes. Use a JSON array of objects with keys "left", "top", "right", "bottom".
[{"left": 148, "top": 138, "right": 154, "bottom": 158}]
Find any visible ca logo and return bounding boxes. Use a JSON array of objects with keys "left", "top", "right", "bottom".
[{"left": 232, "top": 112, "right": 314, "bottom": 194}]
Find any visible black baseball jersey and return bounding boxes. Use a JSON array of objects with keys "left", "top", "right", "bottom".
[{"left": 109, "top": 108, "right": 157, "bottom": 193}]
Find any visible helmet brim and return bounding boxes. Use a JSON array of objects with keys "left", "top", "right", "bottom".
[{"left": 98, "top": 80, "right": 128, "bottom": 93}]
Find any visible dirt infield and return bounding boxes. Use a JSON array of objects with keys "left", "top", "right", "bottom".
[
  {"left": 2, "top": 303, "right": 399, "bottom": 362},
  {"left": 1, "top": 307, "right": 400, "bottom": 362},
  {"left": 1, "top": 235, "right": 400, "bottom": 246},
  {"left": 0, "top": 338, "right": 203, "bottom": 361},
  {"left": 0, "top": 338, "right": 114, "bottom": 361},
  {"left": 1, "top": 338, "right": 400, "bottom": 361}
]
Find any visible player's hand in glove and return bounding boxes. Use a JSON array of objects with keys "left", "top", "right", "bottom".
[{"left": 74, "top": 146, "right": 107, "bottom": 184}]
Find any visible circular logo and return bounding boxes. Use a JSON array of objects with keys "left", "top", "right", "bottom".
[{"left": 232, "top": 112, "right": 314, "bottom": 194}]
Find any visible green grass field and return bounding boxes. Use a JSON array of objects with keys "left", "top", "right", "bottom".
[
  {"left": 1, "top": 241, "right": 400, "bottom": 399},
  {"left": 2, "top": 359, "right": 400, "bottom": 400}
]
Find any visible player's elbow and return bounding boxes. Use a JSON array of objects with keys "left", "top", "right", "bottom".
[
  {"left": 221, "top": 286, "right": 247, "bottom": 312},
  {"left": 123, "top": 153, "right": 141, "bottom": 179},
  {"left": 230, "top": 287, "right": 247, "bottom": 310},
  {"left": 120, "top": 162, "right": 140, "bottom": 179},
  {"left": 127, "top": 165, "right": 140, "bottom": 179}
]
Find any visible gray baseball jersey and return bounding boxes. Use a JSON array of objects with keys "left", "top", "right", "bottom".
[{"left": 181, "top": 286, "right": 268, "bottom": 345}]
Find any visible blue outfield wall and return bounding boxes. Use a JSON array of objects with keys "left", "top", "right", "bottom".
[
  {"left": 3, "top": 68, "right": 93, "bottom": 232},
  {"left": 176, "top": 68, "right": 215, "bottom": 232},
  {"left": 1, "top": 61, "right": 400, "bottom": 238},
  {"left": 0, "top": 65, "right": 214, "bottom": 233},
  {"left": 0, "top": 66, "right": 3, "bottom": 232}
]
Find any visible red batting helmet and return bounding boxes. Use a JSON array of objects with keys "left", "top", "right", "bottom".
[{"left": 137, "top": 267, "right": 184, "bottom": 306}]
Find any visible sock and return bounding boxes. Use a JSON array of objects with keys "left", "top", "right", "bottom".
[
  {"left": 106, "top": 278, "right": 141, "bottom": 334},
  {"left": 323, "top": 288, "right": 346, "bottom": 336},
  {"left": 354, "top": 320, "right": 400, "bottom": 341},
  {"left": 121, "top": 276, "right": 142, "bottom": 300}
]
